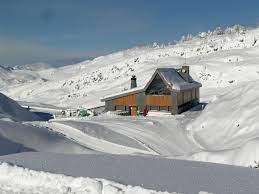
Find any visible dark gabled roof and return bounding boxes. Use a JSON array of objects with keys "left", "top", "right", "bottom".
[
  {"left": 146, "top": 68, "right": 202, "bottom": 91},
  {"left": 101, "top": 67, "right": 202, "bottom": 101}
]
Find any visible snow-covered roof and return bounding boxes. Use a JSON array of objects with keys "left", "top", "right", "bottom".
[
  {"left": 101, "top": 86, "right": 145, "bottom": 101},
  {"left": 156, "top": 68, "right": 202, "bottom": 90},
  {"left": 101, "top": 67, "right": 201, "bottom": 101}
]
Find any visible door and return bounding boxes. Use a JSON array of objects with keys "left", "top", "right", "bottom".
[{"left": 130, "top": 106, "right": 137, "bottom": 116}]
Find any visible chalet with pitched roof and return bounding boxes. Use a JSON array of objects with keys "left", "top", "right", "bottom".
[{"left": 101, "top": 66, "right": 201, "bottom": 115}]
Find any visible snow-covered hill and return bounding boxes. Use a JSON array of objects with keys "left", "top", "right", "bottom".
[
  {"left": 11, "top": 62, "right": 51, "bottom": 71},
  {"left": 0, "top": 92, "right": 41, "bottom": 121},
  {"left": 1, "top": 25, "right": 259, "bottom": 167},
  {"left": 0, "top": 120, "right": 93, "bottom": 155},
  {"left": 185, "top": 80, "right": 259, "bottom": 166},
  {"left": 1, "top": 25, "right": 259, "bottom": 108}
]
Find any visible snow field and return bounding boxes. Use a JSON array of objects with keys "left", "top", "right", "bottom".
[
  {"left": 0, "top": 162, "right": 213, "bottom": 194},
  {"left": 0, "top": 120, "right": 94, "bottom": 155},
  {"left": 185, "top": 80, "right": 259, "bottom": 166},
  {"left": 1, "top": 25, "right": 259, "bottom": 167},
  {"left": 2, "top": 26, "right": 259, "bottom": 108}
]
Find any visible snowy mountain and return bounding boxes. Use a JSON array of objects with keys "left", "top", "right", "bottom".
[
  {"left": 0, "top": 26, "right": 259, "bottom": 165},
  {"left": 1, "top": 25, "right": 258, "bottom": 109},
  {"left": 11, "top": 62, "right": 51, "bottom": 71},
  {"left": 0, "top": 24, "right": 259, "bottom": 194}
]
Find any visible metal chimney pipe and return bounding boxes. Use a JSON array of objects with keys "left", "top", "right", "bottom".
[{"left": 131, "top": 75, "right": 137, "bottom": 89}]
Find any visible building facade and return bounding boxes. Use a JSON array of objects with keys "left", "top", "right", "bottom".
[{"left": 101, "top": 66, "right": 202, "bottom": 115}]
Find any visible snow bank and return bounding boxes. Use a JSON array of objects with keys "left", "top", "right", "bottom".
[
  {"left": 1, "top": 152, "right": 258, "bottom": 194},
  {"left": 0, "top": 92, "right": 40, "bottom": 121},
  {"left": 0, "top": 162, "right": 213, "bottom": 194},
  {"left": 0, "top": 121, "right": 93, "bottom": 155},
  {"left": 58, "top": 120, "right": 147, "bottom": 150},
  {"left": 187, "top": 80, "right": 259, "bottom": 166}
]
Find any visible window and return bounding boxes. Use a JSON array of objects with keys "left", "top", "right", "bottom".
[{"left": 146, "top": 74, "right": 171, "bottom": 95}]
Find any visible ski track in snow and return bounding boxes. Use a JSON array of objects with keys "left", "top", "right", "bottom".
[{"left": 31, "top": 121, "right": 154, "bottom": 155}]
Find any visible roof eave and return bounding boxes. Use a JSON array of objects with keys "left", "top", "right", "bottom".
[
  {"left": 173, "top": 83, "right": 202, "bottom": 92},
  {"left": 101, "top": 88, "right": 145, "bottom": 101}
]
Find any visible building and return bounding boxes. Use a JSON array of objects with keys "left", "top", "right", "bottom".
[{"left": 101, "top": 66, "right": 202, "bottom": 116}]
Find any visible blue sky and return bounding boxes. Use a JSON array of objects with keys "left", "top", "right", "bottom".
[{"left": 1, "top": 0, "right": 259, "bottom": 66}]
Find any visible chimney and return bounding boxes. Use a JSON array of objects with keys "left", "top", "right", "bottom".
[
  {"left": 131, "top": 75, "right": 137, "bottom": 89},
  {"left": 179, "top": 66, "right": 190, "bottom": 82}
]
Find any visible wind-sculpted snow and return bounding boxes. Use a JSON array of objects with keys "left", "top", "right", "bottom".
[
  {"left": 0, "top": 121, "right": 94, "bottom": 155},
  {"left": 186, "top": 80, "right": 259, "bottom": 166},
  {"left": 0, "top": 135, "right": 34, "bottom": 155},
  {"left": 58, "top": 120, "right": 147, "bottom": 150},
  {"left": 0, "top": 92, "right": 41, "bottom": 121}
]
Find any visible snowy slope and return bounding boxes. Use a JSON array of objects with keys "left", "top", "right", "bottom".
[
  {"left": 0, "top": 162, "right": 215, "bottom": 194},
  {"left": 1, "top": 25, "right": 259, "bottom": 167},
  {"left": 0, "top": 92, "right": 41, "bottom": 121},
  {"left": 0, "top": 121, "right": 94, "bottom": 155},
  {"left": 2, "top": 152, "right": 259, "bottom": 194},
  {"left": 186, "top": 80, "right": 259, "bottom": 166},
  {"left": 1, "top": 25, "right": 258, "bottom": 108}
]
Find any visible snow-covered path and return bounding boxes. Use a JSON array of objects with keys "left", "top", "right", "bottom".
[
  {"left": 33, "top": 121, "right": 154, "bottom": 155},
  {"left": 30, "top": 114, "right": 200, "bottom": 157},
  {"left": 82, "top": 116, "right": 199, "bottom": 156}
]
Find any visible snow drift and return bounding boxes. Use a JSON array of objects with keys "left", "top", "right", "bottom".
[
  {"left": 0, "top": 121, "right": 93, "bottom": 155},
  {"left": 1, "top": 152, "right": 259, "bottom": 194},
  {"left": 0, "top": 92, "right": 40, "bottom": 121},
  {"left": 0, "top": 162, "right": 198, "bottom": 194},
  {"left": 187, "top": 80, "right": 259, "bottom": 166}
]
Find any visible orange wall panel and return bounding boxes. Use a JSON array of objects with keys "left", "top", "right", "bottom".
[
  {"left": 114, "top": 94, "right": 137, "bottom": 106},
  {"left": 146, "top": 95, "right": 172, "bottom": 106}
]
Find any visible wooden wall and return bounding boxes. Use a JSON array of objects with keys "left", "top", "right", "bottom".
[
  {"left": 177, "top": 92, "right": 184, "bottom": 106},
  {"left": 146, "top": 95, "right": 172, "bottom": 106},
  {"left": 177, "top": 88, "right": 199, "bottom": 106},
  {"left": 114, "top": 94, "right": 136, "bottom": 106}
]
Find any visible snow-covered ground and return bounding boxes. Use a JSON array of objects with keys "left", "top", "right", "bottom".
[
  {"left": 0, "top": 120, "right": 95, "bottom": 155},
  {"left": 1, "top": 25, "right": 259, "bottom": 193},
  {"left": 0, "top": 162, "right": 191, "bottom": 194},
  {"left": 0, "top": 92, "right": 41, "bottom": 121},
  {"left": 2, "top": 152, "right": 259, "bottom": 194},
  {"left": 1, "top": 25, "right": 259, "bottom": 165},
  {"left": 1, "top": 26, "right": 259, "bottom": 109}
]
